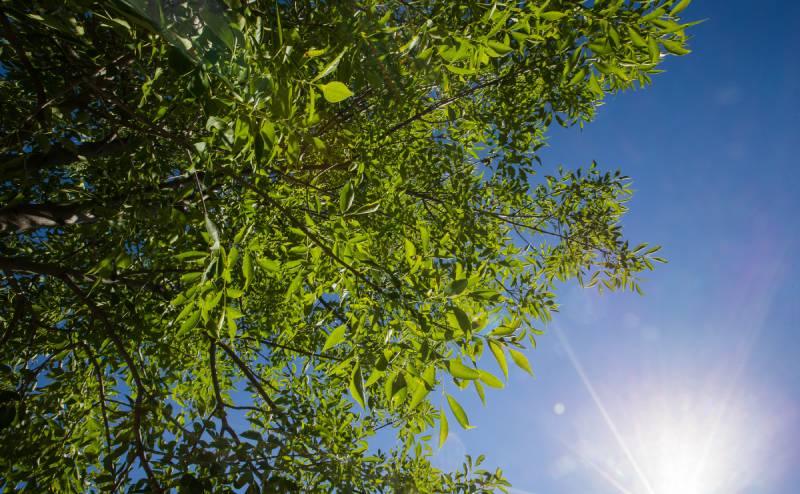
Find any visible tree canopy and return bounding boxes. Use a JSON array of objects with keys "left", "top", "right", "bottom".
[{"left": 0, "top": 0, "right": 691, "bottom": 492}]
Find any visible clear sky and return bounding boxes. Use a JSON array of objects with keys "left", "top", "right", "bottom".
[{"left": 431, "top": 2, "right": 800, "bottom": 493}]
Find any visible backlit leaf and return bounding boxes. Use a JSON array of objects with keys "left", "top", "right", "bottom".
[
  {"left": 509, "top": 348, "right": 533, "bottom": 375},
  {"left": 446, "top": 394, "right": 474, "bottom": 429},
  {"left": 319, "top": 81, "right": 354, "bottom": 103}
]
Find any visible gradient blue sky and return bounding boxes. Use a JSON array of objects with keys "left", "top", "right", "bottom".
[{"left": 430, "top": 2, "right": 800, "bottom": 493}]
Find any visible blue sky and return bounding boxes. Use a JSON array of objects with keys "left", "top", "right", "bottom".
[{"left": 431, "top": 2, "right": 800, "bottom": 493}]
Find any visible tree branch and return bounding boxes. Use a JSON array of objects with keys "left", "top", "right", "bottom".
[
  {"left": 58, "top": 275, "right": 162, "bottom": 493},
  {"left": 0, "top": 136, "right": 135, "bottom": 181},
  {"left": 213, "top": 336, "right": 284, "bottom": 420}
]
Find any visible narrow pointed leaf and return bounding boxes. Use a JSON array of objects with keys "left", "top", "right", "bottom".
[
  {"left": 478, "top": 370, "right": 504, "bottom": 389},
  {"left": 438, "top": 407, "right": 449, "bottom": 448},
  {"left": 509, "top": 348, "right": 533, "bottom": 375},
  {"left": 449, "top": 360, "right": 480, "bottom": 380},
  {"left": 488, "top": 340, "right": 508, "bottom": 379},
  {"left": 446, "top": 394, "right": 474, "bottom": 429}
]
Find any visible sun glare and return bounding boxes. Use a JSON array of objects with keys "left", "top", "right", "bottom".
[
  {"left": 555, "top": 327, "right": 773, "bottom": 494},
  {"left": 626, "top": 392, "right": 747, "bottom": 494}
]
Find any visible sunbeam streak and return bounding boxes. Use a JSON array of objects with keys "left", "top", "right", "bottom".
[{"left": 555, "top": 326, "right": 657, "bottom": 494}]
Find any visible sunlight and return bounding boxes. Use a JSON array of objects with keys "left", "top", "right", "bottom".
[
  {"left": 555, "top": 326, "right": 770, "bottom": 494},
  {"left": 628, "top": 395, "right": 744, "bottom": 494}
]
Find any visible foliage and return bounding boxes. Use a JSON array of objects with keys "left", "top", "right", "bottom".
[{"left": 0, "top": 0, "right": 688, "bottom": 491}]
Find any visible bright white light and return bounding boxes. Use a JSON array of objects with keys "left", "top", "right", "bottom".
[
  {"left": 624, "top": 392, "right": 748, "bottom": 494},
  {"left": 554, "top": 327, "right": 776, "bottom": 494}
]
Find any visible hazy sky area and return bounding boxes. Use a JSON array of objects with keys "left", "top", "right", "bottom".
[{"left": 429, "top": 2, "right": 800, "bottom": 493}]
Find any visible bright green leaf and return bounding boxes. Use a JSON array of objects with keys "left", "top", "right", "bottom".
[
  {"left": 446, "top": 394, "right": 474, "bottom": 429},
  {"left": 318, "top": 81, "right": 354, "bottom": 103},
  {"left": 509, "top": 348, "right": 533, "bottom": 375}
]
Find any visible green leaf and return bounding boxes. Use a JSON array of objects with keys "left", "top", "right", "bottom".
[
  {"left": 322, "top": 325, "right": 346, "bottom": 352},
  {"left": 175, "top": 251, "right": 209, "bottom": 261},
  {"left": 648, "top": 36, "right": 661, "bottom": 62},
  {"left": 285, "top": 272, "right": 303, "bottom": 300},
  {"left": 569, "top": 68, "right": 587, "bottom": 86},
  {"left": 628, "top": 27, "right": 647, "bottom": 48},
  {"left": 445, "top": 278, "right": 468, "bottom": 297},
  {"left": 227, "top": 246, "right": 239, "bottom": 268},
  {"left": 240, "top": 430, "right": 261, "bottom": 442},
  {"left": 242, "top": 252, "right": 253, "bottom": 289},
  {"left": 179, "top": 310, "right": 201, "bottom": 334},
  {"left": 473, "top": 380, "right": 486, "bottom": 405},
  {"left": 312, "top": 50, "right": 346, "bottom": 82},
  {"left": 661, "top": 39, "right": 691, "bottom": 55},
  {"left": 349, "top": 201, "right": 381, "bottom": 215},
  {"left": 448, "top": 360, "right": 479, "bottom": 380},
  {"left": 446, "top": 394, "right": 474, "bottom": 429},
  {"left": 539, "top": 11, "right": 567, "bottom": 21},
  {"left": 509, "top": 348, "right": 533, "bottom": 375},
  {"left": 670, "top": 0, "right": 692, "bottom": 15},
  {"left": 318, "top": 81, "right": 354, "bottom": 103},
  {"left": 642, "top": 7, "right": 666, "bottom": 22},
  {"left": 451, "top": 307, "right": 472, "bottom": 332},
  {"left": 257, "top": 257, "right": 280, "bottom": 272},
  {"left": 225, "top": 306, "right": 244, "bottom": 320},
  {"left": 226, "top": 313, "right": 237, "bottom": 340},
  {"left": 438, "top": 407, "right": 449, "bottom": 448},
  {"left": 181, "top": 272, "right": 202, "bottom": 284},
  {"left": 408, "top": 378, "right": 430, "bottom": 409},
  {"left": 588, "top": 72, "right": 604, "bottom": 95},
  {"left": 339, "top": 181, "right": 355, "bottom": 213},
  {"left": 489, "top": 324, "right": 515, "bottom": 337},
  {"left": 205, "top": 215, "right": 220, "bottom": 251},
  {"left": 488, "top": 341, "right": 508, "bottom": 379},
  {"left": 478, "top": 370, "right": 504, "bottom": 389},
  {"left": 486, "top": 40, "right": 512, "bottom": 55},
  {"left": 350, "top": 367, "right": 366, "bottom": 409},
  {"left": 364, "top": 370, "right": 384, "bottom": 388},
  {"left": 445, "top": 64, "right": 476, "bottom": 75}
]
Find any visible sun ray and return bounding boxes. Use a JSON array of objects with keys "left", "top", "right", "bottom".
[{"left": 555, "top": 326, "right": 657, "bottom": 494}]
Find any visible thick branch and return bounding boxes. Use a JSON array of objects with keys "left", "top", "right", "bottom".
[
  {"left": 0, "top": 137, "right": 134, "bottom": 181},
  {"left": 0, "top": 202, "right": 98, "bottom": 232},
  {"left": 0, "top": 256, "right": 168, "bottom": 296}
]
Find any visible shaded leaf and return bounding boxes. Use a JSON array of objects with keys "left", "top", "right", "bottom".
[{"left": 322, "top": 325, "right": 347, "bottom": 352}]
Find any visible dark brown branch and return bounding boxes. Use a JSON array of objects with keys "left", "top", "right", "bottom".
[
  {"left": 0, "top": 202, "right": 98, "bottom": 232},
  {"left": 0, "top": 136, "right": 135, "bottom": 181},
  {"left": 0, "top": 256, "right": 168, "bottom": 296}
]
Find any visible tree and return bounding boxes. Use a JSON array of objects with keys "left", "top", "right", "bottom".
[{"left": 0, "top": 0, "right": 691, "bottom": 491}]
